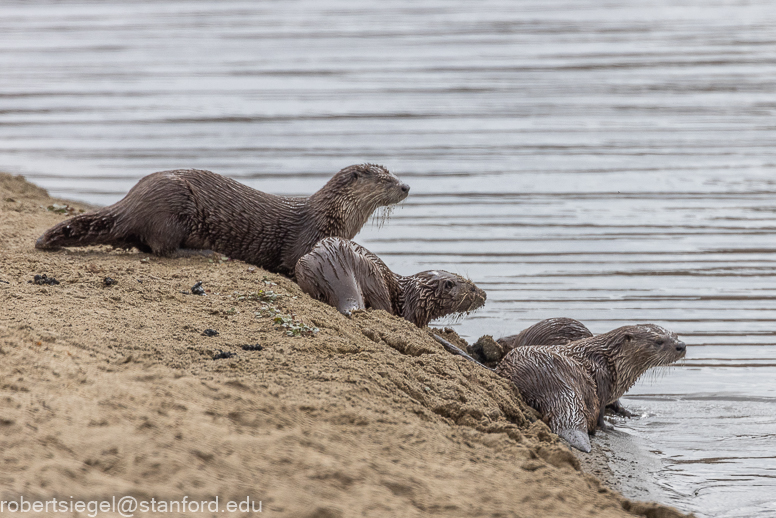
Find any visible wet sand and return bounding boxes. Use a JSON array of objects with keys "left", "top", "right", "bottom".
[
  {"left": 575, "top": 426, "right": 670, "bottom": 505},
  {"left": 0, "top": 172, "right": 689, "bottom": 517}
]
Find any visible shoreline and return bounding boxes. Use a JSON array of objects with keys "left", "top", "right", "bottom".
[
  {"left": 574, "top": 425, "right": 669, "bottom": 505},
  {"left": 0, "top": 172, "right": 688, "bottom": 517}
]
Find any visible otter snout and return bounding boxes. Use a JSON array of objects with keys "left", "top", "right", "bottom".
[
  {"left": 384, "top": 179, "right": 410, "bottom": 205},
  {"left": 662, "top": 335, "right": 687, "bottom": 361}
]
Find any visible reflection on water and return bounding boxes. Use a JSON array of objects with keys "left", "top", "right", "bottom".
[{"left": 2, "top": 1, "right": 776, "bottom": 516}]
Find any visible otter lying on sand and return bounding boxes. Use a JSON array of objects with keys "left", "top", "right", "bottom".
[
  {"left": 295, "top": 237, "right": 486, "bottom": 327},
  {"left": 495, "top": 324, "right": 686, "bottom": 452},
  {"left": 36, "top": 164, "right": 409, "bottom": 276}
]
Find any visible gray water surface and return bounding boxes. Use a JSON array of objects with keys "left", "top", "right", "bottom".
[{"left": 2, "top": 1, "right": 776, "bottom": 516}]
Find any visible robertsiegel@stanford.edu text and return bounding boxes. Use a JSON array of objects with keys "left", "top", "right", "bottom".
[{"left": 0, "top": 496, "right": 262, "bottom": 516}]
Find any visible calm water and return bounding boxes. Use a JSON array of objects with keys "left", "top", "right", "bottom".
[{"left": 2, "top": 1, "right": 776, "bottom": 516}]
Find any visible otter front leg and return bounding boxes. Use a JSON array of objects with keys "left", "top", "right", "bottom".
[
  {"left": 332, "top": 272, "right": 366, "bottom": 316},
  {"left": 606, "top": 399, "right": 637, "bottom": 417},
  {"left": 596, "top": 407, "right": 612, "bottom": 431}
]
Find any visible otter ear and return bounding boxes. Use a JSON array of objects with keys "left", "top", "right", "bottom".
[
  {"left": 444, "top": 280, "right": 455, "bottom": 290},
  {"left": 350, "top": 170, "right": 361, "bottom": 181},
  {"left": 623, "top": 333, "right": 633, "bottom": 343}
]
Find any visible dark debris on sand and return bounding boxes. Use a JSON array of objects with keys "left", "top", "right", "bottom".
[{"left": 31, "top": 274, "right": 59, "bottom": 285}]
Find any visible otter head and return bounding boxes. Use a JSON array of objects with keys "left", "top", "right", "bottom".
[
  {"left": 314, "top": 164, "right": 410, "bottom": 238},
  {"left": 402, "top": 270, "right": 486, "bottom": 327},
  {"left": 608, "top": 324, "right": 686, "bottom": 397}
]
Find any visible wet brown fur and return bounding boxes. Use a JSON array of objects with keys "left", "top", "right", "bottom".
[
  {"left": 495, "top": 324, "right": 686, "bottom": 452},
  {"left": 496, "top": 318, "right": 633, "bottom": 416},
  {"left": 295, "top": 237, "right": 486, "bottom": 327},
  {"left": 465, "top": 317, "right": 594, "bottom": 368},
  {"left": 35, "top": 164, "right": 409, "bottom": 276},
  {"left": 498, "top": 317, "right": 593, "bottom": 353}
]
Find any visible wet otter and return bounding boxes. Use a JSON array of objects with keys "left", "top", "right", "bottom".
[
  {"left": 35, "top": 164, "right": 409, "bottom": 276},
  {"left": 466, "top": 317, "right": 594, "bottom": 368},
  {"left": 496, "top": 318, "right": 632, "bottom": 417},
  {"left": 497, "top": 317, "right": 593, "bottom": 353},
  {"left": 295, "top": 237, "right": 486, "bottom": 327},
  {"left": 495, "top": 324, "right": 686, "bottom": 452}
]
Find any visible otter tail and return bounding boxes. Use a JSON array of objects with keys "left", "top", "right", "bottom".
[
  {"left": 36, "top": 209, "right": 124, "bottom": 250},
  {"left": 557, "top": 428, "right": 591, "bottom": 453},
  {"left": 433, "top": 334, "right": 494, "bottom": 371}
]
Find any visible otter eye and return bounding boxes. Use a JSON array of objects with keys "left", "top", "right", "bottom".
[
  {"left": 444, "top": 280, "right": 454, "bottom": 290},
  {"left": 656, "top": 339, "right": 665, "bottom": 345}
]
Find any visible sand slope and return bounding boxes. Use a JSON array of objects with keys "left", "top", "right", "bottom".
[{"left": 0, "top": 173, "right": 687, "bottom": 517}]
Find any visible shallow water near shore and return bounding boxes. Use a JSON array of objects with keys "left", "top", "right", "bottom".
[{"left": 2, "top": 1, "right": 776, "bottom": 516}]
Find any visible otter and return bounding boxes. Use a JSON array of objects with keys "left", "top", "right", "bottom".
[
  {"left": 465, "top": 318, "right": 593, "bottom": 369},
  {"left": 495, "top": 324, "right": 686, "bottom": 452},
  {"left": 497, "top": 317, "right": 593, "bottom": 353},
  {"left": 35, "top": 164, "right": 409, "bottom": 276},
  {"left": 295, "top": 237, "right": 486, "bottom": 327},
  {"left": 496, "top": 318, "right": 633, "bottom": 417}
]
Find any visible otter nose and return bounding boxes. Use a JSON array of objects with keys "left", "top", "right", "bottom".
[
  {"left": 675, "top": 341, "right": 686, "bottom": 353},
  {"left": 400, "top": 183, "right": 410, "bottom": 194}
]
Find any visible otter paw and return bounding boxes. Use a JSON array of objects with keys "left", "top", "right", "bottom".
[{"left": 607, "top": 400, "right": 637, "bottom": 418}]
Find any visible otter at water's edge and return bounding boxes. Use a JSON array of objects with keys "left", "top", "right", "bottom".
[
  {"left": 295, "top": 237, "right": 486, "bottom": 327},
  {"left": 496, "top": 318, "right": 634, "bottom": 417},
  {"left": 467, "top": 317, "right": 594, "bottom": 368},
  {"left": 35, "top": 164, "right": 409, "bottom": 276},
  {"left": 498, "top": 317, "right": 593, "bottom": 352},
  {"left": 495, "top": 324, "right": 686, "bottom": 452}
]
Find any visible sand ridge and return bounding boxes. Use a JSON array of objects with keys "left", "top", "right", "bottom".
[{"left": 0, "top": 173, "right": 688, "bottom": 517}]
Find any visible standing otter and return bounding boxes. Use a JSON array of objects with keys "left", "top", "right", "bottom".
[
  {"left": 495, "top": 324, "right": 686, "bottom": 452},
  {"left": 295, "top": 237, "right": 486, "bottom": 327},
  {"left": 35, "top": 164, "right": 409, "bottom": 276}
]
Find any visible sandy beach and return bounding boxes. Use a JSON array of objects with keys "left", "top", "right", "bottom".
[{"left": 0, "top": 172, "right": 688, "bottom": 517}]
